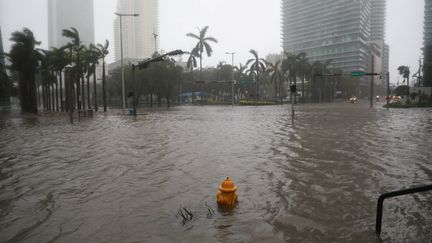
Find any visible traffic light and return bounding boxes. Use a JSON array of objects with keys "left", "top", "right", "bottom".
[{"left": 290, "top": 85, "right": 297, "bottom": 93}]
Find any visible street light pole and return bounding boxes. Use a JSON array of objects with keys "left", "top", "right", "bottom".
[
  {"left": 226, "top": 52, "right": 235, "bottom": 106},
  {"left": 115, "top": 12, "right": 139, "bottom": 115}
]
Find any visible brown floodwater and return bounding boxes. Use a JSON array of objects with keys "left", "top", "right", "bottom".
[{"left": 0, "top": 102, "right": 431, "bottom": 242}]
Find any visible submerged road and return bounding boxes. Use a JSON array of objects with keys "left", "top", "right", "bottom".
[{"left": 0, "top": 102, "right": 431, "bottom": 242}]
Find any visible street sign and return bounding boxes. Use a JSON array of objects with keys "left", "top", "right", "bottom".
[
  {"left": 237, "top": 80, "right": 253, "bottom": 85},
  {"left": 351, "top": 71, "right": 365, "bottom": 77}
]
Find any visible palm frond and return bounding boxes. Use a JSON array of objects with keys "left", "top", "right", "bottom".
[{"left": 186, "top": 33, "right": 200, "bottom": 39}]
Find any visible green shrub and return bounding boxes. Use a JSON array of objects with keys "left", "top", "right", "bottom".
[{"left": 239, "top": 100, "right": 276, "bottom": 106}]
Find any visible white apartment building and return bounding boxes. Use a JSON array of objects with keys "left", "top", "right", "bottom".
[
  {"left": 48, "top": 0, "right": 95, "bottom": 48},
  {"left": 114, "top": 0, "right": 159, "bottom": 61}
]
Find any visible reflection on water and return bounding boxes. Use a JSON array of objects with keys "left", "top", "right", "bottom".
[{"left": 0, "top": 102, "right": 431, "bottom": 242}]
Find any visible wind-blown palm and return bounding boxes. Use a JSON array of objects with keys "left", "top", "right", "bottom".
[
  {"left": 8, "top": 28, "right": 41, "bottom": 113},
  {"left": 185, "top": 48, "right": 198, "bottom": 73},
  {"left": 246, "top": 49, "right": 266, "bottom": 100},
  {"left": 186, "top": 26, "right": 218, "bottom": 79},
  {"left": 397, "top": 65, "right": 410, "bottom": 103},
  {"left": 96, "top": 39, "right": 109, "bottom": 112},
  {"left": 310, "top": 60, "right": 332, "bottom": 102},
  {"left": 296, "top": 53, "right": 309, "bottom": 102},
  {"left": 87, "top": 44, "right": 100, "bottom": 110},
  {"left": 266, "top": 60, "right": 283, "bottom": 103},
  {"left": 50, "top": 47, "right": 69, "bottom": 111},
  {"left": 39, "top": 49, "right": 58, "bottom": 111},
  {"left": 62, "top": 27, "right": 83, "bottom": 109}
]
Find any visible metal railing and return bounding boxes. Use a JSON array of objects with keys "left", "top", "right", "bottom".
[{"left": 376, "top": 184, "right": 432, "bottom": 235}]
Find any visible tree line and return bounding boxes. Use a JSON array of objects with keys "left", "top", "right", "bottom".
[
  {"left": 2, "top": 25, "right": 376, "bottom": 113},
  {"left": 2, "top": 27, "right": 109, "bottom": 113}
]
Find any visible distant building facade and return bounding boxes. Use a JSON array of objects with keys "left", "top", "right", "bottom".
[
  {"left": 423, "top": 0, "right": 432, "bottom": 86},
  {"left": 265, "top": 53, "right": 283, "bottom": 64},
  {"left": 114, "top": 0, "right": 159, "bottom": 61},
  {"left": 282, "top": 0, "right": 388, "bottom": 77},
  {"left": 48, "top": 0, "right": 95, "bottom": 48}
]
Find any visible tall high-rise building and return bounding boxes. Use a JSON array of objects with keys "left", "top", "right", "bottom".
[
  {"left": 423, "top": 0, "right": 432, "bottom": 86},
  {"left": 114, "top": 0, "right": 159, "bottom": 61},
  {"left": 282, "top": 0, "right": 388, "bottom": 75},
  {"left": 48, "top": 0, "right": 95, "bottom": 48},
  {"left": 370, "top": 0, "right": 385, "bottom": 41}
]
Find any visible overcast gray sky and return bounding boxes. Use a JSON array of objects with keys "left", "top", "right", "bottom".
[{"left": 0, "top": 0, "right": 425, "bottom": 84}]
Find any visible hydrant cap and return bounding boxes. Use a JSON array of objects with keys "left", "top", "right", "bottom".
[{"left": 219, "top": 177, "right": 237, "bottom": 193}]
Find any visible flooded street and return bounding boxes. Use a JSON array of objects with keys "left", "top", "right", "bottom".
[{"left": 0, "top": 102, "right": 431, "bottom": 242}]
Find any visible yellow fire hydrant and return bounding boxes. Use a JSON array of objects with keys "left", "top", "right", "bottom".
[{"left": 216, "top": 177, "right": 238, "bottom": 207}]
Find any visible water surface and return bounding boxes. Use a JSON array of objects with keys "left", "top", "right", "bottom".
[{"left": 1, "top": 102, "right": 431, "bottom": 242}]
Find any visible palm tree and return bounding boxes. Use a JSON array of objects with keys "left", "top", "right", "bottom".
[
  {"left": 234, "top": 64, "right": 248, "bottom": 81},
  {"left": 186, "top": 26, "right": 218, "bottom": 80},
  {"left": 7, "top": 28, "right": 41, "bottom": 113},
  {"left": 185, "top": 49, "right": 198, "bottom": 104},
  {"left": 282, "top": 52, "right": 307, "bottom": 103},
  {"left": 50, "top": 47, "right": 70, "bottom": 111},
  {"left": 266, "top": 60, "right": 283, "bottom": 103},
  {"left": 296, "top": 53, "right": 309, "bottom": 103},
  {"left": 397, "top": 65, "right": 410, "bottom": 103},
  {"left": 88, "top": 44, "right": 100, "bottom": 111},
  {"left": 82, "top": 45, "right": 99, "bottom": 109},
  {"left": 62, "top": 27, "right": 83, "bottom": 110},
  {"left": 96, "top": 40, "right": 109, "bottom": 112},
  {"left": 186, "top": 48, "right": 198, "bottom": 74},
  {"left": 310, "top": 60, "right": 332, "bottom": 102},
  {"left": 246, "top": 49, "right": 266, "bottom": 102},
  {"left": 39, "top": 50, "right": 58, "bottom": 111}
]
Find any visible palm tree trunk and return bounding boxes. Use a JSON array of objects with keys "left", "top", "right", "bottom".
[
  {"left": 86, "top": 75, "right": 91, "bottom": 109},
  {"left": 81, "top": 76, "right": 85, "bottom": 109},
  {"left": 407, "top": 77, "right": 410, "bottom": 104},
  {"left": 59, "top": 71, "right": 64, "bottom": 112},
  {"left": 93, "top": 69, "right": 98, "bottom": 111},
  {"left": 51, "top": 84, "right": 55, "bottom": 111},
  {"left": 150, "top": 93, "right": 153, "bottom": 107},
  {"left": 302, "top": 76, "right": 305, "bottom": 103},
  {"left": 280, "top": 79, "right": 283, "bottom": 105},
  {"left": 77, "top": 50, "right": 81, "bottom": 110},
  {"left": 47, "top": 84, "right": 51, "bottom": 111},
  {"left": 274, "top": 80, "right": 278, "bottom": 103},
  {"left": 55, "top": 78, "right": 59, "bottom": 111},
  {"left": 102, "top": 60, "right": 107, "bottom": 112},
  {"left": 42, "top": 84, "right": 46, "bottom": 110}
]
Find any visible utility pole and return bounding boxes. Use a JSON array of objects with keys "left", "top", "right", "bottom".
[
  {"left": 115, "top": 12, "right": 139, "bottom": 116},
  {"left": 153, "top": 31, "right": 158, "bottom": 54}
]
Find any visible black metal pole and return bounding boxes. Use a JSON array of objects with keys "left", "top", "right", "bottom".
[{"left": 376, "top": 184, "right": 432, "bottom": 235}]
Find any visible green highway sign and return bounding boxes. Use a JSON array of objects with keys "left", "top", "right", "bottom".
[
  {"left": 237, "top": 80, "right": 254, "bottom": 85},
  {"left": 351, "top": 71, "right": 365, "bottom": 77}
]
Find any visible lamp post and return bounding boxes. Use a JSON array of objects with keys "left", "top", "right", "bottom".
[
  {"left": 225, "top": 52, "right": 235, "bottom": 106},
  {"left": 115, "top": 12, "right": 139, "bottom": 115}
]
